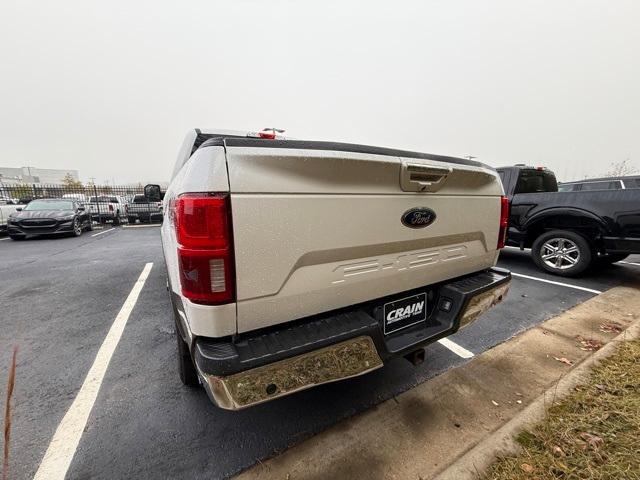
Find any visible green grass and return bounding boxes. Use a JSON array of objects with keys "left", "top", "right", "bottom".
[{"left": 484, "top": 339, "right": 640, "bottom": 480}]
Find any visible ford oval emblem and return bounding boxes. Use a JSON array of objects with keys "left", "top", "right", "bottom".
[{"left": 401, "top": 207, "right": 437, "bottom": 229}]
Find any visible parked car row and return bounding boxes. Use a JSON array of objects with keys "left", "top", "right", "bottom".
[
  {"left": 0, "top": 191, "right": 164, "bottom": 240},
  {"left": 63, "top": 193, "right": 162, "bottom": 225}
]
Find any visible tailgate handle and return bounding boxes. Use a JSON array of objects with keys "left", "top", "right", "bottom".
[{"left": 401, "top": 163, "right": 452, "bottom": 192}]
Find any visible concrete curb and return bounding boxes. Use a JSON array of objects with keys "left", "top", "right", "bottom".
[{"left": 435, "top": 316, "right": 640, "bottom": 480}]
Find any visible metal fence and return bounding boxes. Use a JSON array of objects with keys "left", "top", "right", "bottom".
[{"left": 0, "top": 183, "right": 163, "bottom": 224}]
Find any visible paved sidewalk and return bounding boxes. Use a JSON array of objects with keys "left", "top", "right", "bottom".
[{"left": 236, "top": 282, "right": 640, "bottom": 480}]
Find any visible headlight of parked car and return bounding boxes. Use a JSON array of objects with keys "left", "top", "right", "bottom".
[{"left": 61, "top": 215, "right": 75, "bottom": 221}]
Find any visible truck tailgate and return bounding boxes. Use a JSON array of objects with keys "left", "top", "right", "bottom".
[{"left": 225, "top": 143, "right": 503, "bottom": 333}]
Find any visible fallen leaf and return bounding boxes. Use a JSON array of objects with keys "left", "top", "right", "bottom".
[
  {"left": 520, "top": 463, "right": 534, "bottom": 473},
  {"left": 579, "top": 432, "right": 604, "bottom": 450},
  {"left": 516, "top": 400, "right": 522, "bottom": 404},
  {"left": 553, "top": 356, "right": 574, "bottom": 366},
  {"left": 599, "top": 322, "right": 623, "bottom": 334},
  {"left": 578, "top": 338, "right": 603, "bottom": 351},
  {"left": 491, "top": 400, "right": 499, "bottom": 406},
  {"left": 552, "top": 445, "right": 565, "bottom": 457},
  {"left": 515, "top": 392, "right": 523, "bottom": 396}
]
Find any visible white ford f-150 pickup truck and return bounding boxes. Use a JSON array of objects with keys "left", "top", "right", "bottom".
[
  {"left": 88, "top": 195, "right": 126, "bottom": 225},
  {"left": 157, "top": 128, "right": 511, "bottom": 410}
]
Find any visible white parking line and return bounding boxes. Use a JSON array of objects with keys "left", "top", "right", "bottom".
[
  {"left": 620, "top": 260, "right": 640, "bottom": 267},
  {"left": 0, "top": 237, "right": 9, "bottom": 241},
  {"left": 91, "top": 228, "right": 115, "bottom": 237},
  {"left": 122, "top": 224, "right": 160, "bottom": 228},
  {"left": 33, "top": 263, "right": 153, "bottom": 480},
  {"left": 438, "top": 338, "right": 474, "bottom": 359},
  {"left": 511, "top": 272, "right": 602, "bottom": 294}
]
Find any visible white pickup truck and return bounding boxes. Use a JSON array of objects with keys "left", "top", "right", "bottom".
[
  {"left": 88, "top": 195, "right": 126, "bottom": 225},
  {"left": 157, "top": 129, "right": 511, "bottom": 410},
  {"left": 0, "top": 202, "right": 24, "bottom": 233},
  {"left": 127, "top": 194, "right": 163, "bottom": 224}
]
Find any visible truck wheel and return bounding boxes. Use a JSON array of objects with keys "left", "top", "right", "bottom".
[
  {"left": 128, "top": 216, "right": 136, "bottom": 224},
  {"left": 113, "top": 215, "right": 120, "bottom": 226},
  {"left": 532, "top": 230, "right": 592, "bottom": 277},
  {"left": 176, "top": 331, "right": 200, "bottom": 387}
]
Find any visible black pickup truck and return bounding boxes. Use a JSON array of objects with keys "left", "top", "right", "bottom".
[{"left": 497, "top": 165, "right": 640, "bottom": 276}]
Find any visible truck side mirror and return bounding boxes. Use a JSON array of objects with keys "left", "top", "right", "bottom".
[{"left": 144, "top": 184, "right": 162, "bottom": 202}]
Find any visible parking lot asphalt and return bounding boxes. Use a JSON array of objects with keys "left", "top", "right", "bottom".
[{"left": 1, "top": 228, "right": 638, "bottom": 480}]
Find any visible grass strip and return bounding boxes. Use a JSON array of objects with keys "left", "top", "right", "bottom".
[{"left": 484, "top": 339, "right": 640, "bottom": 480}]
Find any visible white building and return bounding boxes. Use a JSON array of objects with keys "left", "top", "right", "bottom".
[{"left": 0, "top": 167, "right": 80, "bottom": 185}]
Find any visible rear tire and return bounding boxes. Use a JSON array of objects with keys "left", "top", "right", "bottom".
[
  {"left": 113, "top": 214, "right": 120, "bottom": 226},
  {"left": 176, "top": 331, "right": 199, "bottom": 387},
  {"left": 128, "top": 216, "right": 136, "bottom": 224},
  {"left": 532, "top": 230, "right": 592, "bottom": 277}
]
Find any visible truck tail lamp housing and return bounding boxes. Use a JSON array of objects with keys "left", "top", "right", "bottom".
[
  {"left": 497, "top": 195, "right": 509, "bottom": 249},
  {"left": 174, "top": 193, "right": 234, "bottom": 304}
]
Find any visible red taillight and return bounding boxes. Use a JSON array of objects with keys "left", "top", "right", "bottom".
[
  {"left": 109, "top": 204, "right": 114, "bottom": 212},
  {"left": 174, "top": 193, "right": 234, "bottom": 304},
  {"left": 497, "top": 195, "right": 509, "bottom": 249},
  {"left": 258, "top": 131, "right": 276, "bottom": 139}
]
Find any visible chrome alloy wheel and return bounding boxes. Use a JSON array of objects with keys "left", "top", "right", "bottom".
[
  {"left": 540, "top": 237, "right": 580, "bottom": 270},
  {"left": 73, "top": 218, "right": 82, "bottom": 235}
]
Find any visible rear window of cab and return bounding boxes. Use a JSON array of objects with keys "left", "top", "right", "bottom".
[{"left": 515, "top": 170, "right": 558, "bottom": 194}]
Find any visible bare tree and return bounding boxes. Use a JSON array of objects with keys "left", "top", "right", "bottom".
[
  {"left": 603, "top": 159, "right": 637, "bottom": 177},
  {"left": 61, "top": 172, "right": 83, "bottom": 189}
]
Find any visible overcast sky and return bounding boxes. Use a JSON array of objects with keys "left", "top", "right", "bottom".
[{"left": 1, "top": 0, "right": 639, "bottom": 184}]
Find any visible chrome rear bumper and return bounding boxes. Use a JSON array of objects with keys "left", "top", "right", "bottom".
[
  {"left": 200, "top": 336, "right": 383, "bottom": 410},
  {"left": 192, "top": 268, "right": 511, "bottom": 410}
]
